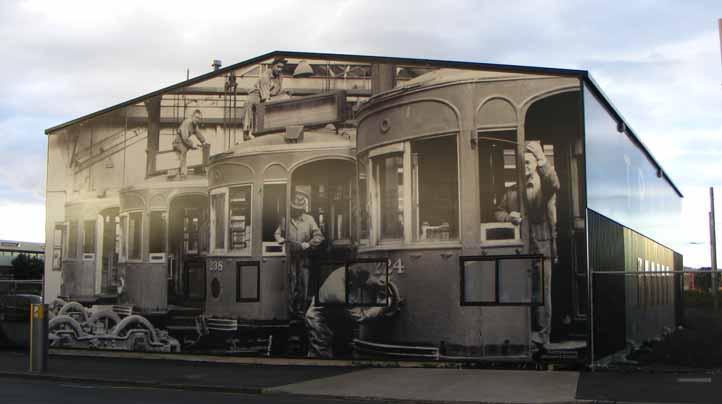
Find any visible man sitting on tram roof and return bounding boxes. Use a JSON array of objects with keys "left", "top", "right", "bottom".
[{"left": 243, "top": 56, "right": 288, "bottom": 140}]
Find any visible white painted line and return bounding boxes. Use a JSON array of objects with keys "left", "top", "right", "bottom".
[{"left": 677, "top": 378, "right": 712, "bottom": 383}]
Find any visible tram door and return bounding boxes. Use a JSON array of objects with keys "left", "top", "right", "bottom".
[
  {"left": 291, "top": 159, "right": 355, "bottom": 259},
  {"left": 99, "top": 208, "right": 120, "bottom": 294},
  {"left": 169, "top": 195, "right": 208, "bottom": 305},
  {"left": 290, "top": 159, "right": 355, "bottom": 299},
  {"left": 524, "top": 91, "right": 587, "bottom": 341}
]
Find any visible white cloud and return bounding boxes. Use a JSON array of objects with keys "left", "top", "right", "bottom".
[{"left": 0, "top": 202, "right": 45, "bottom": 243}]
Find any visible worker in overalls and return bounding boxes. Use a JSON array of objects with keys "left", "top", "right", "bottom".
[{"left": 173, "top": 109, "right": 207, "bottom": 179}]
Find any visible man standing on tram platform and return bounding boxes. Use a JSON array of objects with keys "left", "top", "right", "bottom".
[
  {"left": 275, "top": 191, "right": 324, "bottom": 319},
  {"left": 494, "top": 141, "right": 560, "bottom": 344}
]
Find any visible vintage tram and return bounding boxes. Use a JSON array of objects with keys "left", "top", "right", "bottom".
[
  {"left": 118, "top": 175, "right": 209, "bottom": 314},
  {"left": 60, "top": 198, "right": 120, "bottom": 302},
  {"left": 353, "top": 68, "right": 587, "bottom": 360},
  {"left": 200, "top": 125, "right": 358, "bottom": 354}
]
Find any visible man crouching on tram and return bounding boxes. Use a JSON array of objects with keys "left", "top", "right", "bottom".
[
  {"left": 275, "top": 191, "right": 324, "bottom": 319},
  {"left": 305, "top": 262, "right": 400, "bottom": 359},
  {"left": 494, "top": 141, "right": 559, "bottom": 345}
]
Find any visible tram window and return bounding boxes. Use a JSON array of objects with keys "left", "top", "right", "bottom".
[
  {"left": 52, "top": 223, "right": 65, "bottom": 270},
  {"left": 68, "top": 221, "right": 78, "bottom": 259},
  {"left": 128, "top": 211, "right": 143, "bottom": 260},
  {"left": 263, "top": 183, "right": 286, "bottom": 255},
  {"left": 412, "top": 136, "right": 458, "bottom": 241},
  {"left": 149, "top": 211, "right": 167, "bottom": 254},
  {"left": 236, "top": 262, "right": 260, "bottom": 302},
  {"left": 329, "top": 182, "right": 352, "bottom": 242},
  {"left": 83, "top": 220, "right": 96, "bottom": 255},
  {"left": 229, "top": 185, "right": 252, "bottom": 254},
  {"left": 119, "top": 215, "right": 128, "bottom": 261},
  {"left": 462, "top": 260, "right": 496, "bottom": 304},
  {"left": 358, "top": 155, "right": 369, "bottom": 242},
  {"left": 498, "top": 259, "right": 537, "bottom": 303},
  {"left": 262, "top": 183, "right": 286, "bottom": 245},
  {"left": 211, "top": 191, "right": 226, "bottom": 251},
  {"left": 374, "top": 154, "right": 404, "bottom": 240},
  {"left": 183, "top": 209, "right": 200, "bottom": 255},
  {"left": 478, "top": 131, "right": 521, "bottom": 243}
]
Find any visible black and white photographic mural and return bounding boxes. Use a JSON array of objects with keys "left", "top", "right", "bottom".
[{"left": 44, "top": 55, "right": 593, "bottom": 362}]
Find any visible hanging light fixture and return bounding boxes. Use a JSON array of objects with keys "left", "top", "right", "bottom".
[{"left": 293, "top": 60, "right": 314, "bottom": 78}]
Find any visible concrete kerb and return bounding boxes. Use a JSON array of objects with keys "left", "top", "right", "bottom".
[
  {"left": 263, "top": 389, "right": 585, "bottom": 404},
  {"left": 48, "top": 348, "right": 472, "bottom": 368},
  {"left": 0, "top": 370, "right": 584, "bottom": 404},
  {"left": 0, "top": 370, "right": 263, "bottom": 395}
]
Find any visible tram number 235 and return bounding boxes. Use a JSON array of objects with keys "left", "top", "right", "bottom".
[{"left": 208, "top": 260, "right": 224, "bottom": 272}]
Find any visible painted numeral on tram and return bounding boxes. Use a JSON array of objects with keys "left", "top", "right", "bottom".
[
  {"left": 389, "top": 258, "right": 405, "bottom": 275},
  {"left": 208, "top": 260, "right": 224, "bottom": 272}
]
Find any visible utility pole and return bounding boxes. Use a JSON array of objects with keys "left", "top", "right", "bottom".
[{"left": 711, "top": 187, "right": 718, "bottom": 310}]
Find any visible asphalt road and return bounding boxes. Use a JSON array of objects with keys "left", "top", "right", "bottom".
[
  {"left": 1, "top": 377, "right": 373, "bottom": 404},
  {"left": 577, "top": 371, "right": 722, "bottom": 404}
]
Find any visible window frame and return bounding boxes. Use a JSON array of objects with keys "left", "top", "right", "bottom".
[
  {"left": 52, "top": 222, "right": 68, "bottom": 270},
  {"left": 371, "top": 147, "right": 407, "bottom": 244},
  {"left": 148, "top": 209, "right": 168, "bottom": 263},
  {"left": 476, "top": 129, "right": 524, "bottom": 248},
  {"left": 261, "top": 181, "right": 286, "bottom": 257},
  {"left": 82, "top": 219, "right": 97, "bottom": 261},
  {"left": 210, "top": 188, "right": 227, "bottom": 254},
  {"left": 210, "top": 183, "right": 254, "bottom": 257},
  {"left": 367, "top": 134, "right": 461, "bottom": 247},
  {"left": 356, "top": 154, "right": 370, "bottom": 246},
  {"left": 118, "top": 213, "right": 128, "bottom": 263},
  {"left": 66, "top": 220, "right": 79, "bottom": 260},
  {"left": 459, "top": 254, "right": 545, "bottom": 306},
  {"left": 124, "top": 210, "right": 144, "bottom": 263},
  {"left": 236, "top": 261, "right": 261, "bottom": 302}
]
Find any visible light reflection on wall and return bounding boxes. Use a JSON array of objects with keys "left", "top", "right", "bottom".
[{"left": 584, "top": 84, "right": 682, "bottom": 250}]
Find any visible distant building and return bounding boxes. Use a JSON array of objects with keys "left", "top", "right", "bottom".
[{"left": 0, "top": 240, "right": 45, "bottom": 278}]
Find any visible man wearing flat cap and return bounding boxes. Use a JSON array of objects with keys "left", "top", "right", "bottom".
[
  {"left": 243, "top": 56, "right": 288, "bottom": 140},
  {"left": 275, "top": 191, "right": 324, "bottom": 318}
]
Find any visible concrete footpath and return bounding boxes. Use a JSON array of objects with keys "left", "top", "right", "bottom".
[{"left": 0, "top": 349, "right": 719, "bottom": 404}]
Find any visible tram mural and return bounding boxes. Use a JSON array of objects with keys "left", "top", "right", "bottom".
[{"left": 43, "top": 53, "right": 612, "bottom": 363}]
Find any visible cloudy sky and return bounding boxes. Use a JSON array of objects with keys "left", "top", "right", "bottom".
[{"left": 1, "top": 0, "right": 720, "bottom": 267}]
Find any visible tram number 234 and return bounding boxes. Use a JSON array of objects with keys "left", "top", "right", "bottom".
[
  {"left": 388, "top": 258, "right": 405, "bottom": 275},
  {"left": 208, "top": 260, "right": 224, "bottom": 272}
]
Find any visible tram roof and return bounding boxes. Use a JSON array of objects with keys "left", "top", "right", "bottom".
[
  {"left": 215, "top": 128, "right": 355, "bottom": 160},
  {"left": 43, "top": 50, "right": 682, "bottom": 197}
]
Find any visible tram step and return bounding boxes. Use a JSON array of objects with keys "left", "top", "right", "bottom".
[
  {"left": 166, "top": 325, "right": 199, "bottom": 331},
  {"left": 167, "top": 315, "right": 199, "bottom": 321}
]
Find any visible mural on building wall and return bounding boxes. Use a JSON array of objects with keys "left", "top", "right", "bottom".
[{"left": 44, "top": 55, "right": 598, "bottom": 362}]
